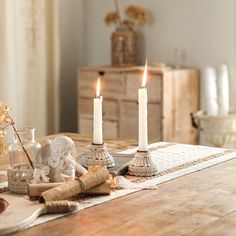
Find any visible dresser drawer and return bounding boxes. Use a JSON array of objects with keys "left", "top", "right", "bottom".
[
  {"left": 79, "top": 71, "right": 126, "bottom": 99},
  {"left": 148, "top": 103, "right": 162, "bottom": 142},
  {"left": 103, "top": 72, "right": 126, "bottom": 99},
  {"left": 79, "top": 118, "right": 118, "bottom": 138},
  {"left": 79, "top": 97, "right": 118, "bottom": 121},
  {"left": 125, "top": 73, "right": 162, "bottom": 102},
  {"left": 103, "top": 120, "right": 118, "bottom": 138},
  {"left": 78, "top": 97, "right": 93, "bottom": 118},
  {"left": 78, "top": 72, "right": 97, "bottom": 98},
  {"left": 119, "top": 101, "right": 138, "bottom": 139},
  {"left": 119, "top": 101, "right": 162, "bottom": 141}
]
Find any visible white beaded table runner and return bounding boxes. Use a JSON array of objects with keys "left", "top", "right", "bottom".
[{"left": 0, "top": 142, "right": 236, "bottom": 229}]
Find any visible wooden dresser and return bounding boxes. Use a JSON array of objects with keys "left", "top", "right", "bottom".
[{"left": 77, "top": 66, "right": 199, "bottom": 144}]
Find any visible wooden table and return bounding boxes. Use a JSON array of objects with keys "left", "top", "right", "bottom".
[{"left": 1, "top": 134, "right": 236, "bottom": 236}]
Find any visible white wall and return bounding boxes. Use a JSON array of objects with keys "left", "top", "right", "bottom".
[{"left": 84, "top": 0, "right": 236, "bottom": 112}]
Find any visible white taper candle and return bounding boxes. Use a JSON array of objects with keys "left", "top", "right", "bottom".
[
  {"left": 138, "top": 62, "right": 148, "bottom": 151},
  {"left": 93, "top": 78, "right": 103, "bottom": 144}
]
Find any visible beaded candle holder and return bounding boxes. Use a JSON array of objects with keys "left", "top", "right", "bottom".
[
  {"left": 85, "top": 143, "right": 115, "bottom": 168},
  {"left": 128, "top": 150, "right": 158, "bottom": 177}
]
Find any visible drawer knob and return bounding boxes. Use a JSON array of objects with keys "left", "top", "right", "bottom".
[{"left": 98, "top": 71, "right": 105, "bottom": 76}]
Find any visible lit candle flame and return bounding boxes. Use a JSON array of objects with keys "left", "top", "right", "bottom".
[
  {"left": 96, "top": 78, "right": 101, "bottom": 97},
  {"left": 141, "top": 60, "right": 148, "bottom": 88}
]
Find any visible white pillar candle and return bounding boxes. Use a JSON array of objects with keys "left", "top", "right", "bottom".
[
  {"left": 93, "top": 78, "right": 103, "bottom": 144},
  {"left": 138, "top": 62, "right": 148, "bottom": 151},
  {"left": 203, "top": 67, "right": 218, "bottom": 116},
  {"left": 218, "top": 64, "right": 229, "bottom": 116}
]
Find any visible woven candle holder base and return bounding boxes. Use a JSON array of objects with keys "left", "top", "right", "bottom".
[
  {"left": 85, "top": 143, "right": 115, "bottom": 168},
  {"left": 128, "top": 150, "right": 158, "bottom": 177},
  {"left": 7, "top": 164, "right": 34, "bottom": 194}
]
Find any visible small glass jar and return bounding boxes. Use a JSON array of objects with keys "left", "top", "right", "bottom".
[
  {"left": 8, "top": 127, "right": 42, "bottom": 168},
  {"left": 8, "top": 127, "right": 42, "bottom": 194}
]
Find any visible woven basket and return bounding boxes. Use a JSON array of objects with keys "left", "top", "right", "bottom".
[
  {"left": 192, "top": 112, "right": 236, "bottom": 148},
  {"left": 111, "top": 31, "right": 137, "bottom": 66},
  {"left": 7, "top": 165, "right": 34, "bottom": 194}
]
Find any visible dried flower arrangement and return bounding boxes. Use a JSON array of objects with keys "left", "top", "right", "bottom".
[
  {"left": 0, "top": 102, "right": 34, "bottom": 168},
  {"left": 104, "top": 0, "right": 149, "bottom": 31}
]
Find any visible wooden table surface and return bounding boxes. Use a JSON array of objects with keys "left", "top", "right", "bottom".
[{"left": 1, "top": 134, "right": 236, "bottom": 236}]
